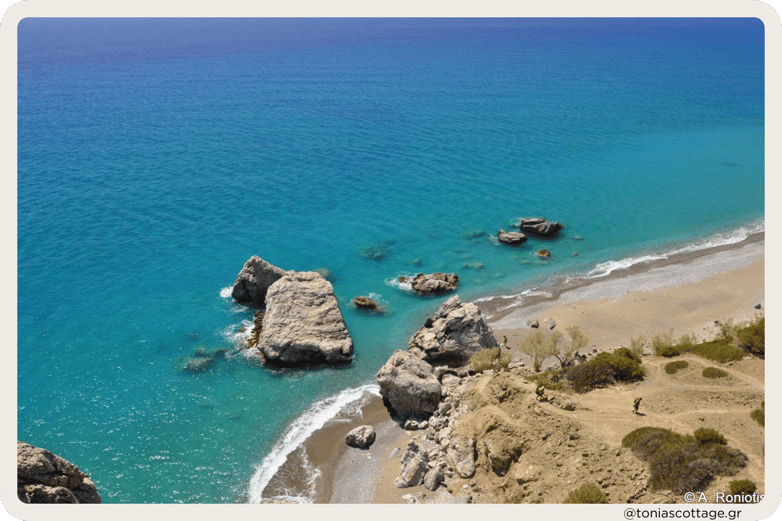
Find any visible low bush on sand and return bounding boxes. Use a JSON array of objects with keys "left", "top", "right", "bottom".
[
  {"left": 622, "top": 426, "right": 747, "bottom": 493},
  {"left": 524, "top": 369, "right": 565, "bottom": 391},
  {"left": 702, "top": 367, "right": 728, "bottom": 379},
  {"left": 566, "top": 348, "right": 645, "bottom": 393},
  {"left": 469, "top": 348, "right": 511, "bottom": 373},
  {"left": 729, "top": 480, "right": 757, "bottom": 496},
  {"left": 665, "top": 360, "right": 689, "bottom": 374},
  {"left": 751, "top": 401, "right": 764, "bottom": 427},
  {"left": 563, "top": 482, "right": 608, "bottom": 504}
]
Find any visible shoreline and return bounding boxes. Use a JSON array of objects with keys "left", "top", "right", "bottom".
[{"left": 260, "top": 231, "right": 765, "bottom": 503}]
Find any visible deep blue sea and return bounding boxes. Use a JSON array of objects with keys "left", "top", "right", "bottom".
[{"left": 17, "top": 18, "right": 764, "bottom": 503}]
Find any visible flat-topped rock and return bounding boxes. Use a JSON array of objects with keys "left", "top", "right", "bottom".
[
  {"left": 231, "top": 256, "right": 286, "bottom": 306},
  {"left": 408, "top": 295, "right": 499, "bottom": 367},
  {"left": 17, "top": 442, "right": 101, "bottom": 504},
  {"left": 497, "top": 230, "right": 528, "bottom": 245},
  {"left": 411, "top": 272, "right": 459, "bottom": 295},
  {"left": 258, "top": 271, "right": 353, "bottom": 365}
]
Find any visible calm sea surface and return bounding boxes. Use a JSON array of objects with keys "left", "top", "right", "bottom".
[{"left": 17, "top": 18, "right": 764, "bottom": 502}]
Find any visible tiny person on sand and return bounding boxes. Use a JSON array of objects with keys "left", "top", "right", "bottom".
[{"left": 633, "top": 397, "right": 642, "bottom": 415}]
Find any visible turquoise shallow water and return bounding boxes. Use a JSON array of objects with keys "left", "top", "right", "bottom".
[{"left": 17, "top": 18, "right": 763, "bottom": 503}]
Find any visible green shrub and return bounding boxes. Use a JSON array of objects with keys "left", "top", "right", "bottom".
[
  {"left": 665, "top": 360, "right": 689, "bottom": 374},
  {"left": 694, "top": 428, "right": 727, "bottom": 445},
  {"left": 469, "top": 348, "right": 511, "bottom": 373},
  {"left": 690, "top": 338, "right": 744, "bottom": 363},
  {"left": 702, "top": 367, "right": 728, "bottom": 379},
  {"left": 566, "top": 348, "right": 645, "bottom": 393},
  {"left": 730, "top": 480, "right": 757, "bottom": 495},
  {"left": 658, "top": 345, "right": 684, "bottom": 357},
  {"left": 623, "top": 426, "right": 746, "bottom": 493},
  {"left": 737, "top": 317, "right": 764, "bottom": 358},
  {"left": 525, "top": 369, "right": 565, "bottom": 391},
  {"left": 563, "top": 482, "right": 608, "bottom": 504},
  {"left": 751, "top": 401, "right": 764, "bottom": 427}
]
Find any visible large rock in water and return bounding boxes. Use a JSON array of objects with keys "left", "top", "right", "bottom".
[
  {"left": 497, "top": 229, "right": 528, "bottom": 245},
  {"left": 231, "top": 255, "right": 286, "bottom": 306},
  {"left": 376, "top": 350, "right": 442, "bottom": 420},
  {"left": 519, "top": 217, "right": 564, "bottom": 237},
  {"left": 258, "top": 271, "right": 353, "bottom": 365},
  {"left": 17, "top": 441, "right": 101, "bottom": 504},
  {"left": 407, "top": 295, "right": 499, "bottom": 367}
]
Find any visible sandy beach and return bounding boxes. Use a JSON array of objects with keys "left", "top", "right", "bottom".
[{"left": 270, "top": 234, "right": 765, "bottom": 504}]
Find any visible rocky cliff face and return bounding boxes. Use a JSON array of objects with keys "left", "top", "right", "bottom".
[{"left": 17, "top": 441, "right": 101, "bottom": 504}]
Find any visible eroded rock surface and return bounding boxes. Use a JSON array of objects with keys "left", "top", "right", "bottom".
[
  {"left": 258, "top": 271, "right": 353, "bottom": 365},
  {"left": 231, "top": 256, "right": 286, "bottom": 306},
  {"left": 377, "top": 350, "right": 442, "bottom": 420},
  {"left": 519, "top": 218, "right": 564, "bottom": 237},
  {"left": 408, "top": 295, "right": 499, "bottom": 367},
  {"left": 17, "top": 442, "right": 101, "bottom": 504},
  {"left": 410, "top": 273, "right": 459, "bottom": 295}
]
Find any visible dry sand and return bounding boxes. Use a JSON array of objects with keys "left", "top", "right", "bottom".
[{"left": 283, "top": 235, "right": 765, "bottom": 503}]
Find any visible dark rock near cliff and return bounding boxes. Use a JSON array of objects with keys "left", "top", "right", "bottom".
[{"left": 353, "top": 296, "right": 383, "bottom": 313}]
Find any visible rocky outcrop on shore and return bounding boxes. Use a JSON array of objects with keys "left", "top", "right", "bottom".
[
  {"left": 384, "top": 367, "right": 658, "bottom": 503},
  {"left": 257, "top": 271, "right": 353, "bottom": 365},
  {"left": 411, "top": 273, "right": 459, "bottom": 295},
  {"left": 376, "top": 350, "right": 442, "bottom": 420},
  {"left": 231, "top": 256, "right": 286, "bottom": 306},
  {"left": 17, "top": 441, "right": 101, "bottom": 504},
  {"left": 407, "top": 295, "right": 499, "bottom": 367},
  {"left": 519, "top": 218, "right": 564, "bottom": 238}
]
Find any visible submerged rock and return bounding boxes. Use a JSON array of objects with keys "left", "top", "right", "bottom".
[
  {"left": 408, "top": 295, "right": 499, "bottom": 367},
  {"left": 410, "top": 272, "right": 459, "bottom": 295},
  {"left": 17, "top": 442, "right": 101, "bottom": 504},
  {"left": 183, "top": 357, "right": 214, "bottom": 373},
  {"left": 377, "top": 350, "right": 442, "bottom": 420},
  {"left": 258, "top": 271, "right": 353, "bottom": 365},
  {"left": 537, "top": 249, "right": 551, "bottom": 258},
  {"left": 231, "top": 256, "right": 286, "bottom": 306}
]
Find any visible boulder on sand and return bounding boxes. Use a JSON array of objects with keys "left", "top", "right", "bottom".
[
  {"left": 258, "top": 271, "right": 353, "bottom": 365},
  {"left": 377, "top": 350, "right": 442, "bottom": 420},
  {"left": 410, "top": 272, "right": 459, "bottom": 295},
  {"left": 230, "top": 256, "right": 286, "bottom": 306},
  {"left": 408, "top": 295, "right": 499, "bottom": 367},
  {"left": 519, "top": 218, "right": 564, "bottom": 238},
  {"left": 17, "top": 441, "right": 101, "bottom": 504},
  {"left": 345, "top": 425, "right": 377, "bottom": 449}
]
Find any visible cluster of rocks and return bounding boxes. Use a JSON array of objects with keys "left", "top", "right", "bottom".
[
  {"left": 182, "top": 346, "right": 228, "bottom": 373},
  {"left": 231, "top": 256, "right": 353, "bottom": 366},
  {"left": 17, "top": 441, "right": 101, "bottom": 504},
  {"left": 497, "top": 217, "right": 565, "bottom": 257}
]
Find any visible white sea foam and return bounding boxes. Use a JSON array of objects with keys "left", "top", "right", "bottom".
[
  {"left": 586, "top": 253, "right": 667, "bottom": 279},
  {"left": 247, "top": 384, "right": 380, "bottom": 504},
  {"left": 220, "top": 286, "right": 233, "bottom": 298},
  {"left": 385, "top": 275, "right": 414, "bottom": 292}
]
